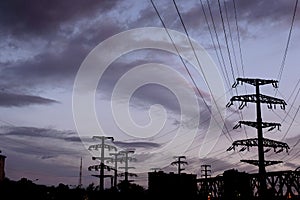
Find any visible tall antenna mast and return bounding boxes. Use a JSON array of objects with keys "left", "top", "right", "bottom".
[{"left": 78, "top": 157, "right": 82, "bottom": 188}]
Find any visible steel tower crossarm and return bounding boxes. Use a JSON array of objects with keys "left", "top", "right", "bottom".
[
  {"left": 227, "top": 138, "right": 290, "bottom": 152},
  {"left": 227, "top": 94, "right": 287, "bottom": 109},
  {"left": 240, "top": 159, "right": 283, "bottom": 166},
  {"left": 232, "top": 78, "right": 279, "bottom": 87},
  {"left": 233, "top": 121, "right": 281, "bottom": 131}
]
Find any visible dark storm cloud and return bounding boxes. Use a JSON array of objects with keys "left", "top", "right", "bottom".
[
  {"left": 0, "top": 0, "right": 125, "bottom": 91},
  {"left": 2, "top": 0, "right": 295, "bottom": 40},
  {"left": 2, "top": 0, "right": 296, "bottom": 93},
  {"left": 0, "top": 19, "right": 125, "bottom": 91},
  {"left": 0, "top": 133, "right": 86, "bottom": 160},
  {"left": 0, "top": 126, "right": 92, "bottom": 166},
  {"left": 176, "top": 0, "right": 299, "bottom": 39},
  {"left": 0, "top": 0, "right": 119, "bottom": 38},
  {"left": 0, "top": 91, "right": 58, "bottom": 107},
  {"left": 113, "top": 140, "right": 161, "bottom": 149},
  {"left": 0, "top": 126, "right": 79, "bottom": 142},
  {"left": 0, "top": 42, "right": 87, "bottom": 89},
  {"left": 1, "top": 139, "right": 89, "bottom": 186},
  {"left": 41, "top": 155, "right": 56, "bottom": 160},
  {"left": 234, "top": 0, "right": 299, "bottom": 25}
]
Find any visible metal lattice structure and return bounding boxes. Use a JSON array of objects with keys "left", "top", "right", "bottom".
[
  {"left": 88, "top": 163, "right": 115, "bottom": 171},
  {"left": 118, "top": 150, "right": 137, "bottom": 183},
  {"left": 251, "top": 170, "right": 300, "bottom": 198},
  {"left": 227, "top": 138, "right": 290, "bottom": 152},
  {"left": 197, "top": 176, "right": 224, "bottom": 199},
  {"left": 197, "top": 170, "right": 300, "bottom": 199},
  {"left": 227, "top": 94, "right": 287, "bottom": 110},
  {"left": 171, "top": 156, "right": 188, "bottom": 175},
  {"left": 201, "top": 165, "right": 212, "bottom": 179},
  {"left": 226, "top": 77, "right": 289, "bottom": 198},
  {"left": 233, "top": 121, "right": 281, "bottom": 131},
  {"left": 106, "top": 152, "right": 123, "bottom": 187},
  {"left": 88, "top": 136, "right": 116, "bottom": 191}
]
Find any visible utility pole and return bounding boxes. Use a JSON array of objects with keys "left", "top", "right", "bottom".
[
  {"left": 118, "top": 150, "right": 137, "bottom": 183},
  {"left": 171, "top": 156, "right": 188, "bottom": 175},
  {"left": 88, "top": 136, "right": 117, "bottom": 191},
  {"left": 107, "top": 152, "right": 123, "bottom": 188},
  {"left": 78, "top": 157, "right": 82, "bottom": 188},
  {"left": 226, "top": 78, "right": 289, "bottom": 199}
]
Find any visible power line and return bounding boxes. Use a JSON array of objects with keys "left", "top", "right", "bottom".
[
  {"left": 278, "top": 105, "right": 300, "bottom": 162},
  {"left": 287, "top": 79, "right": 300, "bottom": 102},
  {"left": 172, "top": 0, "right": 235, "bottom": 143},
  {"left": 150, "top": 0, "right": 217, "bottom": 112},
  {"left": 199, "top": 0, "right": 231, "bottom": 90},
  {"left": 150, "top": 0, "right": 235, "bottom": 146},
  {"left": 224, "top": 0, "right": 249, "bottom": 140},
  {"left": 271, "top": 87, "right": 300, "bottom": 125},
  {"left": 217, "top": 0, "right": 236, "bottom": 82},
  {"left": 0, "top": 119, "right": 15, "bottom": 126},
  {"left": 282, "top": 133, "right": 300, "bottom": 162},
  {"left": 277, "top": 0, "right": 298, "bottom": 84},
  {"left": 205, "top": 0, "right": 233, "bottom": 93},
  {"left": 281, "top": 105, "right": 300, "bottom": 141},
  {"left": 203, "top": 2, "right": 249, "bottom": 150},
  {"left": 280, "top": 87, "right": 300, "bottom": 124},
  {"left": 223, "top": 0, "right": 240, "bottom": 77},
  {"left": 232, "top": 0, "right": 246, "bottom": 78},
  {"left": 136, "top": 110, "right": 239, "bottom": 168},
  {"left": 218, "top": 0, "right": 249, "bottom": 139}
]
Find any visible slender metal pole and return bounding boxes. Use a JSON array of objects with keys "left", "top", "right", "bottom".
[
  {"left": 99, "top": 138, "right": 105, "bottom": 191},
  {"left": 124, "top": 152, "right": 128, "bottom": 182},
  {"left": 256, "top": 80, "right": 266, "bottom": 199}
]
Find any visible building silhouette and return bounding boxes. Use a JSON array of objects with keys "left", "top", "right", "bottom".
[
  {"left": 223, "top": 169, "right": 252, "bottom": 200},
  {"left": 0, "top": 154, "right": 6, "bottom": 182},
  {"left": 148, "top": 171, "right": 197, "bottom": 198}
]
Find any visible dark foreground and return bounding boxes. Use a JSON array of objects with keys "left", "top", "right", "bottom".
[{"left": 1, "top": 178, "right": 300, "bottom": 200}]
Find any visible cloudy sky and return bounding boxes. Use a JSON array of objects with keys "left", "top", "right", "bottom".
[{"left": 0, "top": 0, "right": 299, "bottom": 189}]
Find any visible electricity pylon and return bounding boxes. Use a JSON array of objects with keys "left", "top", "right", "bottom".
[
  {"left": 226, "top": 78, "right": 289, "bottom": 199},
  {"left": 118, "top": 150, "right": 137, "bottom": 183},
  {"left": 106, "top": 152, "right": 123, "bottom": 188},
  {"left": 89, "top": 164, "right": 115, "bottom": 188},
  {"left": 88, "top": 136, "right": 117, "bottom": 191},
  {"left": 171, "top": 156, "right": 188, "bottom": 174}
]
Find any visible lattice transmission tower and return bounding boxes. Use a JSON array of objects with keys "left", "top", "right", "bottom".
[{"left": 226, "top": 78, "right": 289, "bottom": 199}]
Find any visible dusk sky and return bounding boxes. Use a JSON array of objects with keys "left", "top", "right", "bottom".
[{"left": 0, "top": 0, "right": 299, "bottom": 189}]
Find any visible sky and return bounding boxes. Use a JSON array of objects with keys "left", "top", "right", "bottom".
[{"left": 0, "top": 0, "right": 299, "bottom": 189}]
